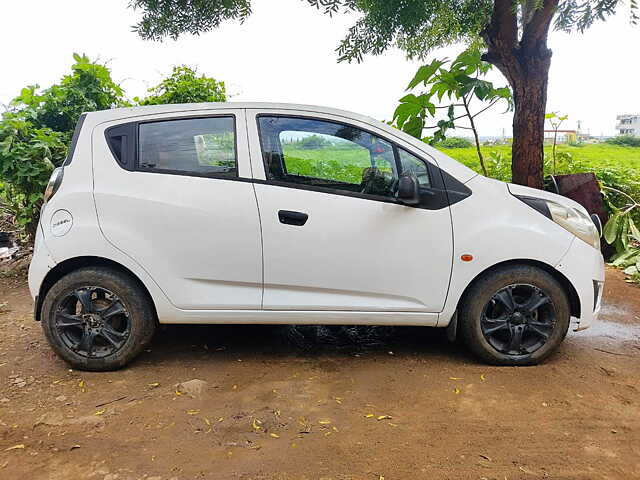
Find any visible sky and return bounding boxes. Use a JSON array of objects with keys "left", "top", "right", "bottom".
[{"left": 0, "top": 0, "right": 638, "bottom": 137}]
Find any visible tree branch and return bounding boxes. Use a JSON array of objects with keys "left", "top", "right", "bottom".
[
  {"left": 471, "top": 99, "right": 500, "bottom": 119},
  {"left": 521, "top": 0, "right": 560, "bottom": 51},
  {"left": 481, "top": 0, "right": 522, "bottom": 85}
]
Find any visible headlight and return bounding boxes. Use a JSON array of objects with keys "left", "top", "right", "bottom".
[{"left": 517, "top": 196, "right": 601, "bottom": 250}]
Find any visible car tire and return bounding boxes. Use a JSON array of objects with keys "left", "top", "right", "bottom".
[
  {"left": 41, "top": 267, "right": 156, "bottom": 371},
  {"left": 458, "top": 264, "right": 571, "bottom": 366}
]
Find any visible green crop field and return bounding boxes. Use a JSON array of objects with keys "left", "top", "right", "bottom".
[{"left": 440, "top": 144, "right": 640, "bottom": 173}]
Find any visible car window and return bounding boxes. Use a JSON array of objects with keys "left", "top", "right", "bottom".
[
  {"left": 258, "top": 116, "right": 398, "bottom": 197},
  {"left": 138, "top": 117, "right": 236, "bottom": 176},
  {"left": 398, "top": 148, "right": 431, "bottom": 188}
]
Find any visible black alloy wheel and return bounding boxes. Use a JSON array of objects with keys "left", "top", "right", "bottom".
[
  {"left": 480, "top": 284, "right": 556, "bottom": 356},
  {"left": 54, "top": 286, "right": 131, "bottom": 358}
]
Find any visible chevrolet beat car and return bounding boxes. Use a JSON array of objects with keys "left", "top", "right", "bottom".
[{"left": 28, "top": 103, "right": 605, "bottom": 371}]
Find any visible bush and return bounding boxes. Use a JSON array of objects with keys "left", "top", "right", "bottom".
[
  {"left": 606, "top": 135, "right": 640, "bottom": 147},
  {"left": 136, "top": 66, "right": 226, "bottom": 105},
  {"left": 434, "top": 137, "right": 473, "bottom": 148}
]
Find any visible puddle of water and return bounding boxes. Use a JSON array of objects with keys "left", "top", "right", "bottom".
[
  {"left": 577, "top": 320, "right": 640, "bottom": 341},
  {"left": 575, "top": 301, "right": 640, "bottom": 341}
]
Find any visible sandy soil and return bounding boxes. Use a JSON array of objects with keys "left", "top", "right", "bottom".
[{"left": 1, "top": 267, "right": 639, "bottom": 480}]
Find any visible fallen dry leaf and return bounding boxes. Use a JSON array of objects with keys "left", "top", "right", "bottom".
[
  {"left": 270, "top": 433, "right": 280, "bottom": 438},
  {"left": 454, "top": 388, "right": 461, "bottom": 394},
  {"left": 94, "top": 410, "right": 106, "bottom": 416},
  {"left": 4, "top": 444, "right": 25, "bottom": 452},
  {"left": 186, "top": 410, "right": 200, "bottom": 415},
  {"left": 377, "top": 415, "right": 392, "bottom": 421}
]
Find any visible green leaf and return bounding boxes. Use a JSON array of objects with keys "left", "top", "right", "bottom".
[
  {"left": 611, "top": 249, "right": 639, "bottom": 267},
  {"left": 603, "top": 212, "right": 622, "bottom": 244},
  {"left": 407, "top": 59, "right": 446, "bottom": 90},
  {"left": 402, "top": 116, "right": 425, "bottom": 139},
  {"left": 619, "top": 215, "right": 630, "bottom": 251},
  {"left": 629, "top": 217, "right": 640, "bottom": 242},
  {"left": 624, "top": 265, "right": 638, "bottom": 276}
]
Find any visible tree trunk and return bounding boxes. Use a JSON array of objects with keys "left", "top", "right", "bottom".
[
  {"left": 481, "top": 0, "right": 558, "bottom": 189},
  {"left": 510, "top": 52, "right": 551, "bottom": 189}
]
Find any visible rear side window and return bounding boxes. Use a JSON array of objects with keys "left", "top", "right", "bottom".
[{"left": 138, "top": 117, "right": 236, "bottom": 177}]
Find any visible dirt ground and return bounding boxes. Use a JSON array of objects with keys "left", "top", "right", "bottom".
[{"left": 1, "top": 267, "right": 639, "bottom": 480}]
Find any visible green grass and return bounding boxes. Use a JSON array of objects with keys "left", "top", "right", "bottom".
[
  {"left": 442, "top": 144, "right": 640, "bottom": 173},
  {"left": 283, "top": 145, "right": 394, "bottom": 184},
  {"left": 444, "top": 143, "right": 640, "bottom": 228}
]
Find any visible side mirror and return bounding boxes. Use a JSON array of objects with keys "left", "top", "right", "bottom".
[{"left": 396, "top": 173, "right": 420, "bottom": 205}]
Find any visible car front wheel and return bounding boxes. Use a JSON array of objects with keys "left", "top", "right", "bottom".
[
  {"left": 41, "top": 267, "right": 156, "bottom": 371},
  {"left": 458, "top": 265, "right": 571, "bottom": 366}
]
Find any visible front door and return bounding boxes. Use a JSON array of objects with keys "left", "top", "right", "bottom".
[
  {"left": 250, "top": 113, "right": 453, "bottom": 313},
  {"left": 93, "top": 111, "right": 263, "bottom": 310}
]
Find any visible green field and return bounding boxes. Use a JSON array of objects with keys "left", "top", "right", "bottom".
[
  {"left": 282, "top": 143, "right": 396, "bottom": 185},
  {"left": 441, "top": 144, "right": 640, "bottom": 174}
]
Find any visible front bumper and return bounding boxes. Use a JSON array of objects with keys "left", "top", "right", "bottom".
[{"left": 555, "top": 237, "right": 605, "bottom": 331}]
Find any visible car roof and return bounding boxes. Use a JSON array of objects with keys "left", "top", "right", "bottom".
[{"left": 84, "top": 102, "right": 379, "bottom": 124}]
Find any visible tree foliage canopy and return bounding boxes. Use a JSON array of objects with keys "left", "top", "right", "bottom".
[{"left": 130, "top": 0, "right": 636, "bottom": 61}]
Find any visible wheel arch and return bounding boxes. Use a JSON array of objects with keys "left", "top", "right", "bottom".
[
  {"left": 456, "top": 259, "right": 581, "bottom": 319},
  {"left": 35, "top": 256, "right": 158, "bottom": 323}
]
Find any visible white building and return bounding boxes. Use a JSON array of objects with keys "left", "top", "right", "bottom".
[{"left": 616, "top": 114, "right": 640, "bottom": 136}]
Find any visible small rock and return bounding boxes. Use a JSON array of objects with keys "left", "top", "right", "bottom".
[
  {"left": 175, "top": 379, "right": 208, "bottom": 398},
  {"left": 147, "top": 477, "right": 162, "bottom": 480},
  {"left": 0, "top": 398, "right": 9, "bottom": 403},
  {"left": 103, "top": 474, "right": 119, "bottom": 480},
  {"left": 15, "top": 382, "right": 26, "bottom": 388},
  {"left": 55, "top": 395, "right": 67, "bottom": 402},
  {"left": 34, "top": 412, "right": 105, "bottom": 429}
]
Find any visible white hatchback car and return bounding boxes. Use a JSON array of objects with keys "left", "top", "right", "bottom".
[{"left": 29, "top": 103, "right": 605, "bottom": 371}]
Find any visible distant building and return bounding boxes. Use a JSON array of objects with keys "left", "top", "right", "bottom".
[{"left": 616, "top": 114, "right": 640, "bottom": 136}]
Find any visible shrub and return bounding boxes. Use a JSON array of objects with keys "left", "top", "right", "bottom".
[
  {"left": 136, "top": 66, "right": 226, "bottom": 105},
  {"left": 434, "top": 137, "right": 473, "bottom": 149},
  {"left": 606, "top": 135, "right": 640, "bottom": 147}
]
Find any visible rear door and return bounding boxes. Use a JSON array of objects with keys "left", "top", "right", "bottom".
[
  {"left": 247, "top": 110, "right": 454, "bottom": 313},
  {"left": 93, "top": 110, "right": 263, "bottom": 310}
]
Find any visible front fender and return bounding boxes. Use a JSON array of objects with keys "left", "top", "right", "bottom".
[{"left": 438, "top": 176, "right": 575, "bottom": 326}]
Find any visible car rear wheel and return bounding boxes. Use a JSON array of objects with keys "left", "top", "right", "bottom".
[
  {"left": 41, "top": 267, "right": 156, "bottom": 371},
  {"left": 458, "top": 265, "right": 571, "bottom": 366}
]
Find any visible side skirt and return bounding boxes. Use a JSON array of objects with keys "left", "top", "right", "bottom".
[{"left": 158, "top": 309, "right": 440, "bottom": 327}]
